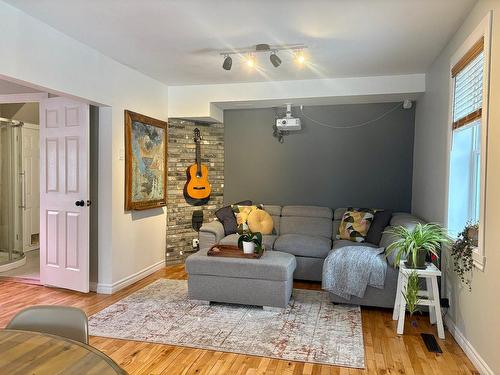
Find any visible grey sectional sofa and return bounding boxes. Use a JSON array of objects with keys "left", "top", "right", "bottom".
[{"left": 198, "top": 205, "right": 424, "bottom": 308}]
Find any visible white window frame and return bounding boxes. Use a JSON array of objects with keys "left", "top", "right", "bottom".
[{"left": 445, "top": 12, "right": 491, "bottom": 271}]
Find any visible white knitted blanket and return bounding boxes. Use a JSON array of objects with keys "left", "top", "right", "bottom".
[{"left": 322, "top": 245, "right": 387, "bottom": 300}]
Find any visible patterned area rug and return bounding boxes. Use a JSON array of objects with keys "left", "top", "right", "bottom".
[{"left": 89, "top": 279, "right": 365, "bottom": 368}]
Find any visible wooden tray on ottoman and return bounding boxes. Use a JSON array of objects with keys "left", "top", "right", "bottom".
[{"left": 207, "top": 244, "right": 263, "bottom": 259}]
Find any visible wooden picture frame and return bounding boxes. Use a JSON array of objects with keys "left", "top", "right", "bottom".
[{"left": 124, "top": 110, "right": 167, "bottom": 210}]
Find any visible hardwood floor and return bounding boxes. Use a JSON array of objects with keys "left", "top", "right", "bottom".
[{"left": 0, "top": 265, "right": 478, "bottom": 374}]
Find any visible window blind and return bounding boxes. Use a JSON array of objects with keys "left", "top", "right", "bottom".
[{"left": 452, "top": 38, "right": 484, "bottom": 130}]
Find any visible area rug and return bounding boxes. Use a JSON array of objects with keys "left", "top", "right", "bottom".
[{"left": 88, "top": 279, "right": 365, "bottom": 368}]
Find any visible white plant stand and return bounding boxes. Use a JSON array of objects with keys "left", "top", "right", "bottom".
[{"left": 392, "top": 260, "right": 445, "bottom": 339}]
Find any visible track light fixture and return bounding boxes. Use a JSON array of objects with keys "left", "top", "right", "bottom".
[
  {"left": 270, "top": 51, "right": 281, "bottom": 68},
  {"left": 222, "top": 54, "right": 232, "bottom": 70},
  {"left": 220, "top": 43, "right": 307, "bottom": 71}
]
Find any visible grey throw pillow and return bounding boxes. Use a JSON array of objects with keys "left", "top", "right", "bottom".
[{"left": 215, "top": 200, "right": 252, "bottom": 235}]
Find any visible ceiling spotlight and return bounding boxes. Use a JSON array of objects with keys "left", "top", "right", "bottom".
[
  {"left": 246, "top": 54, "right": 256, "bottom": 68},
  {"left": 295, "top": 50, "right": 306, "bottom": 65},
  {"left": 222, "top": 55, "right": 232, "bottom": 71},
  {"left": 270, "top": 52, "right": 281, "bottom": 67}
]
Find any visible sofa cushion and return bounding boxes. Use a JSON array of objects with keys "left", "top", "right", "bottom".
[
  {"left": 280, "top": 217, "right": 333, "bottom": 238},
  {"left": 215, "top": 200, "right": 252, "bottom": 235},
  {"left": 220, "top": 234, "right": 277, "bottom": 250},
  {"left": 332, "top": 239, "right": 378, "bottom": 250},
  {"left": 334, "top": 208, "right": 347, "bottom": 221},
  {"left": 274, "top": 234, "right": 332, "bottom": 259},
  {"left": 390, "top": 213, "right": 425, "bottom": 227},
  {"left": 261, "top": 204, "right": 282, "bottom": 217},
  {"left": 282, "top": 205, "right": 333, "bottom": 219},
  {"left": 332, "top": 220, "right": 341, "bottom": 240},
  {"left": 186, "top": 249, "right": 296, "bottom": 281},
  {"left": 261, "top": 205, "right": 282, "bottom": 234},
  {"left": 379, "top": 230, "right": 400, "bottom": 267}
]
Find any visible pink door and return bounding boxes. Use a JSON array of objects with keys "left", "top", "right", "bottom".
[{"left": 40, "top": 97, "right": 90, "bottom": 293}]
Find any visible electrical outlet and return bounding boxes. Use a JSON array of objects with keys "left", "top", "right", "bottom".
[{"left": 192, "top": 238, "right": 200, "bottom": 249}]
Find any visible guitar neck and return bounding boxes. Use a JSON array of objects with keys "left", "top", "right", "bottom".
[{"left": 196, "top": 141, "right": 201, "bottom": 173}]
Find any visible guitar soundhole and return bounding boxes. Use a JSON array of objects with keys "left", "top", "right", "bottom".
[{"left": 196, "top": 172, "right": 202, "bottom": 178}]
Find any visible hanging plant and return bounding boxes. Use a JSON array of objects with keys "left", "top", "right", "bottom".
[{"left": 450, "top": 222, "right": 477, "bottom": 291}]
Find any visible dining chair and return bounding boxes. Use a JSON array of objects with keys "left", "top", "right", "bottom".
[{"left": 6, "top": 305, "right": 89, "bottom": 344}]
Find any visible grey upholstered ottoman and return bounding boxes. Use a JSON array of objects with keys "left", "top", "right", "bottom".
[{"left": 185, "top": 249, "right": 296, "bottom": 309}]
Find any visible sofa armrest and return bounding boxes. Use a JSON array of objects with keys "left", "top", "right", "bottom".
[{"left": 199, "top": 220, "right": 225, "bottom": 251}]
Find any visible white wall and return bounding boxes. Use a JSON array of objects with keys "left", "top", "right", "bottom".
[
  {"left": 0, "top": 1, "right": 169, "bottom": 290},
  {"left": 412, "top": 1, "right": 500, "bottom": 373},
  {"left": 168, "top": 74, "right": 425, "bottom": 121}
]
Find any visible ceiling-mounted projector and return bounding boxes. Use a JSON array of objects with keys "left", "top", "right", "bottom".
[
  {"left": 276, "top": 117, "right": 301, "bottom": 131},
  {"left": 276, "top": 104, "right": 301, "bottom": 131}
]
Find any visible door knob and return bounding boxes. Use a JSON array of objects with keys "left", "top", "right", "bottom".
[{"left": 75, "top": 200, "right": 85, "bottom": 207}]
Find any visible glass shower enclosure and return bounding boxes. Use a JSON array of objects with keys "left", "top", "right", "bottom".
[{"left": 0, "top": 117, "right": 25, "bottom": 271}]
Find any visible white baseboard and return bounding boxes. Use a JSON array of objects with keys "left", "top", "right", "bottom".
[
  {"left": 94, "top": 260, "right": 165, "bottom": 295},
  {"left": 445, "top": 315, "right": 494, "bottom": 375}
]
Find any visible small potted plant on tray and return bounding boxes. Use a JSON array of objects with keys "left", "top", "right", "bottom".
[
  {"left": 385, "top": 223, "right": 451, "bottom": 269},
  {"left": 238, "top": 231, "right": 263, "bottom": 255}
]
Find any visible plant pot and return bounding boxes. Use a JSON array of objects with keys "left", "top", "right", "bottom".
[
  {"left": 406, "top": 250, "right": 427, "bottom": 269},
  {"left": 467, "top": 227, "right": 479, "bottom": 247},
  {"left": 242, "top": 241, "right": 255, "bottom": 254}
]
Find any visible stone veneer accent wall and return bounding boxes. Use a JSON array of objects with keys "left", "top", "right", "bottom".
[{"left": 166, "top": 119, "right": 224, "bottom": 263}]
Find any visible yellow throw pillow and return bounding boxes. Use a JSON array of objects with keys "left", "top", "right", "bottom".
[
  {"left": 231, "top": 205, "right": 261, "bottom": 233},
  {"left": 336, "top": 208, "right": 375, "bottom": 242},
  {"left": 247, "top": 209, "right": 274, "bottom": 235}
]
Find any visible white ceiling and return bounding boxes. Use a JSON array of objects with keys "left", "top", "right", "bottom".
[{"left": 6, "top": 0, "right": 476, "bottom": 86}]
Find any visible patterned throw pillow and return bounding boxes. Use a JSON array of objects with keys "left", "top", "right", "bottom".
[
  {"left": 231, "top": 205, "right": 262, "bottom": 233},
  {"left": 336, "top": 208, "right": 375, "bottom": 242}
]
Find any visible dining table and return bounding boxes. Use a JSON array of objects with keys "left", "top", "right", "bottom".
[{"left": 0, "top": 329, "right": 127, "bottom": 374}]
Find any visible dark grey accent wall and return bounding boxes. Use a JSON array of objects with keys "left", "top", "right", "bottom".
[{"left": 224, "top": 103, "right": 415, "bottom": 212}]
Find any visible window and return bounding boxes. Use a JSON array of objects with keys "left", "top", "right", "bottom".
[
  {"left": 447, "top": 13, "right": 491, "bottom": 270},
  {"left": 448, "top": 120, "right": 481, "bottom": 234},
  {"left": 448, "top": 44, "right": 484, "bottom": 235}
]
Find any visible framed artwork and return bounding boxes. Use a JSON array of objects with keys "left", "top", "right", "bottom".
[{"left": 124, "top": 110, "right": 167, "bottom": 210}]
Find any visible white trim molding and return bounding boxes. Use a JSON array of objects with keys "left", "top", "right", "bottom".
[
  {"left": 0, "top": 93, "right": 48, "bottom": 103},
  {"left": 93, "top": 260, "right": 165, "bottom": 294},
  {"left": 445, "top": 315, "right": 494, "bottom": 375}
]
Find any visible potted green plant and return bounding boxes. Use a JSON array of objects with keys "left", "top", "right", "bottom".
[
  {"left": 385, "top": 223, "right": 451, "bottom": 269},
  {"left": 404, "top": 270, "right": 421, "bottom": 316},
  {"left": 450, "top": 222, "right": 478, "bottom": 291},
  {"left": 238, "top": 231, "right": 263, "bottom": 255}
]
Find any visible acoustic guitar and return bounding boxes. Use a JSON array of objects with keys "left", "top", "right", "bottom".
[{"left": 185, "top": 128, "right": 211, "bottom": 200}]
